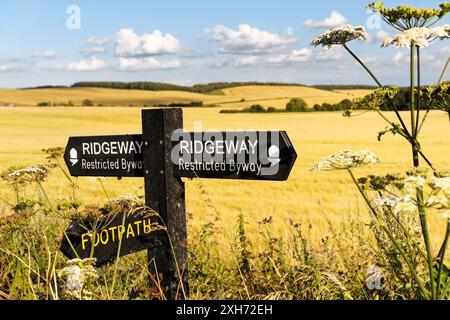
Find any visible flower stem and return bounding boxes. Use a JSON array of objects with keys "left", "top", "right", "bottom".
[
  {"left": 37, "top": 180, "right": 51, "bottom": 208},
  {"left": 410, "top": 46, "right": 419, "bottom": 168},
  {"left": 417, "top": 56, "right": 450, "bottom": 136},
  {"left": 438, "top": 56, "right": 449, "bottom": 87},
  {"left": 344, "top": 44, "right": 434, "bottom": 170},
  {"left": 417, "top": 189, "right": 436, "bottom": 299},
  {"left": 343, "top": 44, "right": 382, "bottom": 87},
  {"left": 346, "top": 168, "right": 430, "bottom": 299},
  {"left": 437, "top": 220, "right": 450, "bottom": 299},
  {"left": 415, "top": 47, "right": 421, "bottom": 139}
]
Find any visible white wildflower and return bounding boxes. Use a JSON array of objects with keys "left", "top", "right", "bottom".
[
  {"left": 431, "top": 25, "right": 450, "bottom": 39},
  {"left": 311, "top": 25, "right": 367, "bottom": 48},
  {"left": 431, "top": 177, "right": 450, "bottom": 195},
  {"left": 311, "top": 150, "right": 379, "bottom": 172},
  {"left": 65, "top": 265, "right": 83, "bottom": 291},
  {"left": 58, "top": 258, "right": 98, "bottom": 300},
  {"left": 382, "top": 26, "right": 449, "bottom": 48},
  {"left": 426, "top": 195, "right": 449, "bottom": 207},
  {"left": 4, "top": 164, "right": 53, "bottom": 184},
  {"left": 373, "top": 195, "right": 400, "bottom": 208},
  {"left": 393, "top": 195, "right": 417, "bottom": 215},
  {"left": 404, "top": 176, "right": 426, "bottom": 191},
  {"left": 366, "top": 265, "right": 383, "bottom": 290}
]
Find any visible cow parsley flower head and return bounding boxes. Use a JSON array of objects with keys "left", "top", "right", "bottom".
[
  {"left": 430, "top": 177, "right": 450, "bottom": 195},
  {"left": 382, "top": 26, "right": 450, "bottom": 48},
  {"left": 1, "top": 164, "right": 54, "bottom": 185},
  {"left": 367, "top": 2, "right": 450, "bottom": 31},
  {"left": 392, "top": 195, "right": 417, "bottom": 214},
  {"left": 58, "top": 258, "right": 98, "bottom": 300},
  {"left": 404, "top": 176, "right": 427, "bottom": 191},
  {"left": 372, "top": 194, "right": 417, "bottom": 214},
  {"left": 311, "top": 25, "right": 367, "bottom": 48},
  {"left": 372, "top": 195, "right": 400, "bottom": 208},
  {"left": 311, "top": 150, "right": 379, "bottom": 172}
]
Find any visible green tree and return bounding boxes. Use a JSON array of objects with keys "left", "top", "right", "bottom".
[{"left": 286, "top": 98, "right": 308, "bottom": 112}]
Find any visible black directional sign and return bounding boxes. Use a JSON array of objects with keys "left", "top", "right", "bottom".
[
  {"left": 171, "top": 131, "right": 297, "bottom": 181},
  {"left": 60, "top": 209, "right": 165, "bottom": 266},
  {"left": 63, "top": 135, "right": 144, "bottom": 177},
  {"left": 61, "top": 109, "right": 299, "bottom": 299}
]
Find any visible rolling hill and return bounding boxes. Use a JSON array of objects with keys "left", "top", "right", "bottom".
[{"left": 0, "top": 85, "right": 371, "bottom": 109}]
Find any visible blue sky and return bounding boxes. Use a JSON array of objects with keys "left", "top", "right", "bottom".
[{"left": 0, "top": 0, "right": 448, "bottom": 88}]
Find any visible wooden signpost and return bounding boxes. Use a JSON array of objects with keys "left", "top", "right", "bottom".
[{"left": 61, "top": 108, "right": 297, "bottom": 300}]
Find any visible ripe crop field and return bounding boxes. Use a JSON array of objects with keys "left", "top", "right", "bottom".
[
  {"left": 1, "top": 85, "right": 449, "bottom": 300},
  {"left": 1, "top": 101, "right": 449, "bottom": 241}
]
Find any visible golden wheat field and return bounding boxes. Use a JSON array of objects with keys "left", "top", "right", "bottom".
[{"left": 1, "top": 87, "right": 449, "bottom": 245}]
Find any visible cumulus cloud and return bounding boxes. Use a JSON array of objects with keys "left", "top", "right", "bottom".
[
  {"left": 391, "top": 52, "right": 407, "bottom": 65},
  {"left": 205, "top": 24, "right": 296, "bottom": 54},
  {"left": 117, "top": 57, "right": 181, "bottom": 71},
  {"left": 314, "top": 46, "right": 344, "bottom": 61},
  {"left": 234, "top": 56, "right": 260, "bottom": 67},
  {"left": 115, "top": 28, "right": 181, "bottom": 57},
  {"left": 67, "top": 56, "right": 107, "bottom": 71},
  {"left": 266, "top": 48, "right": 312, "bottom": 65},
  {"left": 0, "top": 60, "right": 31, "bottom": 72},
  {"left": 441, "top": 45, "right": 450, "bottom": 53},
  {"left": 304, "top": 11, "right": 348, "bottom": 29},
  {"left": 32, "top": 50, "right": 57, "bottom": 59},
  {"left": 208, "top": 60, "right": 230, "bottom": 68},
  {"left": 81, "top": 36, "right": 111, "bottom": 55}
]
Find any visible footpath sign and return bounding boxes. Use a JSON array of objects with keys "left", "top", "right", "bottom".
[
  {"left": 61, "top": 108, "right": 298, "bottom": 300},
  {"left": 60, "top": 209, "right": 165, "bottom": 266}
]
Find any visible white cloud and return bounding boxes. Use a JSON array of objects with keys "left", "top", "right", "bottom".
[
  {"left": 115, "top": 28, "right": 181, "bottom": 57},
  {"left": 0, "top": 63, "right": 17, "bottom": 72},
  {"left": 392, "top": 52, "right": 406, "bottom": 65},
  {"left": 205, "top": 24, "right": 296, "bottom": 54},
  {"left": 314, "top": 46, "right": 344, "bottom": 61},
  {"left": 304, "top": 11, "right": 348, "bottom": 29},
  {"left": 67, "top": 56, "right": 107, "bottom": 71},
  {"left": 0, "top": 60, "right": 30, "bottom": 72},
  {"left": 87, "top": 36, "right": 111, "bottom": 46},
  {"left": 441, "top": 45, "right": 450, "bottom": 54},
  {"left": 267, "top": 48, "right": 312, "bottom": 65},
  {"left": 117, "top": 57, "right": 181, "bottom": 71},
  {"left": 375, "top": 30, "right": 390, "bottom": 42},
  {"left": 208, "top": 60, "right": 230, "bottom": 68},
  {"left": 32, "top": 50, "right": 57, "bottom": 59},
  {"left": 81, "top": 36, "right": 111, "bottom": 55},
  {"left": 235, "top": 56, "right": 260, "bottom": 66},
  {"left": 85, "top": 46, "right": 107, "bottom": 54}
]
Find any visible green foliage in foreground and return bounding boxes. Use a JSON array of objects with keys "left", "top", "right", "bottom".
[{"left": 0, "top": 148, "right": 440, "bottom": 300}]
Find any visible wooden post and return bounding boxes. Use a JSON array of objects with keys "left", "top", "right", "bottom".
[{"left": 142, "top": 108, "right": 188, "bottom": 300}]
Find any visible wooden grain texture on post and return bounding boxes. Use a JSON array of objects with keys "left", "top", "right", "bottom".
[{"left": 142, "top": 108, "right": 188, "bottom": 300}]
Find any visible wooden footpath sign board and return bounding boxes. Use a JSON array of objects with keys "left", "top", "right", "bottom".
[{"left": 61, "top": 108, "right": 298, "bottom": 300}]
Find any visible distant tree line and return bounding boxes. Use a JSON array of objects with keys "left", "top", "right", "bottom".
[
  {"left": 70, "top": 81, "right": 312, "bottom": 93},
  {"left": 221, "top": 88, "right": 415, "bottom": 114},
  {"left": 313, "top": 85, "right": 378, "bottom": 91}
]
